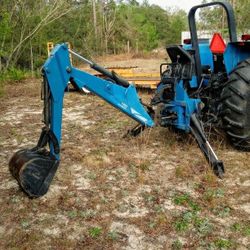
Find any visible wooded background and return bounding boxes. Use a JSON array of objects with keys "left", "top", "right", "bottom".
[{"left": 0, "top": 0, "right": 249, "bottom": 73}]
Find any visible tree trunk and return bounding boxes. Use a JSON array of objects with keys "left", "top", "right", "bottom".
[
  {"left": 92, "top": 0, "right": 97, "bottom": 39},
  {"left": 127, "top": 40, "right": 130, "bottom": 54},
  {"left": 30, "top": 40, "right": 34, "bottom": 77}
]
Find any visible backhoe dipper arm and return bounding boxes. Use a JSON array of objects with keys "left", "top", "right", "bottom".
[{"left": 9, "top": 44, "right": 154, "bottom": 198}]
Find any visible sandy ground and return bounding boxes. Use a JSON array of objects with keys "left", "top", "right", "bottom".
[{"left": 0, "top": 57, "right": 249, "bottom": 249}]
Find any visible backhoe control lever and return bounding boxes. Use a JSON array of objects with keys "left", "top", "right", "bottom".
[{"left": 190, "top": 114, "right": 225, "bottom": 178}]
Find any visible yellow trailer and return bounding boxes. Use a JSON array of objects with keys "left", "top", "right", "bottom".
[{"left": 96, "top": 66, "right": 160, "bottom": 89}]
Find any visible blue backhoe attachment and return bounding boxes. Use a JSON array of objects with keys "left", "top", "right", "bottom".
[
  {"left": 9, "top": 44, "right": 155, "bottom": 197},
  {"left": 42, "top": 44, "right": 154, "bottom": 159}
]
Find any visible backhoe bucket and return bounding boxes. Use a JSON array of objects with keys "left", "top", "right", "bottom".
[{"left": 9, "top": 148, "right": 59, "bottom": 198}]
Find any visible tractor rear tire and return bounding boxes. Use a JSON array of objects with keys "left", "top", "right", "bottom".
[{"left": 221, "top": 58, "right": 250, "bottom": 150}]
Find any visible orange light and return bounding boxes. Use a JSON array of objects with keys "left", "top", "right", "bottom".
[{"left": 210, "top": 33, "right": 226, "bottom": 54}]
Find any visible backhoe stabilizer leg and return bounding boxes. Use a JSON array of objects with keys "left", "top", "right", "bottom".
[{"left": 190, "top": 114, "right": 225, "bottom": 178}]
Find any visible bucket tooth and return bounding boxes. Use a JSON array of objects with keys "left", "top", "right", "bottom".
[{"left": 9, "top": 148, "right": 59, "bottom": 198}]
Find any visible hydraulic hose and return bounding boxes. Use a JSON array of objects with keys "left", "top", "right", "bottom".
[{"left": 69, "top": 49, "right": 130, "bottom": 87}]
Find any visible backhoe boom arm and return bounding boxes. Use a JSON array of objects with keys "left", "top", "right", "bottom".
[{"left": 43, "top": 44, "right": 154, "bottom": 158}]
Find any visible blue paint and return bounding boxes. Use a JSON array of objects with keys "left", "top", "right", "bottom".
[
  {"left": 42, "top": 44, "right": 154, "bottom": 158},
  {"left": 199, "top": 42, "right": 214, "bottom": 71},
  {"left": 184, "top": 40, "right": 250, "bottom": 76},
  {"left": 158, "top": 80, "right": 200, "bottom": 132},
  {"left": 71, "top": 68, "right": 154, "bottom": 127},
  {"left": 43, "top": 44, "right": 71, "bottom": 159},
  {"left": 189, "top": 76, "right": 198, "bottom": 88},
  {"left": 224, "top": 42, "right": 250, "bottom": 73},
  {"left": 183, "top": 41, "right": 213, "bottom": 88},
  {"left": 183, "top": 42, "right": 214, "bottom": 70}
]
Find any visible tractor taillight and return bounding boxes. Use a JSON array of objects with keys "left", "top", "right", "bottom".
[
  {"left": 183, "top": 39, "right": 191, "bottom": 44},
  {"left": 242, "top": 34, "right": 250, "bottom": 41}
]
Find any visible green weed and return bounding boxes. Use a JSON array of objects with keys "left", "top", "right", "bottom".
[
  {"left": 7, "top": 67, "right": 26, "bottom": 81},
  {"left": 205, "top": 188, "right": 224, "bottom": 199},
  {"left": 244, "top": 226, "right": 250, "bottom": 236},
  {"left": 148, "top": 221, "right": 156, "bottom": 229},
  {"left": 136, "top": 161, "right": 150, "bottom": 171},
  {"left": 154, "top": 205, "right": 165, "bottom": 213},
  {"left": 79, "top": 209, "right": 97, "bottom": 219},
  {"left": 174, "top": 217, "right": 190, "bottom": 232},
  {"left": 142, "top": 192, "right": 156, "bottom": 204},
  {"left": 89, "top": 227, "right": 102, "bottom": 238},
  {"left": 0, "top": 82, "right": 4, "bottom": 97},
  {"left": 231, "top": 222, "right": 242, "bottom": 232},
  {"left": 67, "top": 209, "right": 97, "bottom": 219},
  {"left": 213, "top": 238, "right": 232, "bottom": 249},
  {"left": 172, "top": 192, "right": 211, "bottom": 234},
  {"left": 173, "top": 193, "right": 200, "bottom": 212},
  {"left": 173, "top": 209, "right": 213, "bottom": 236},
  {"left": 194, "top": 217, "right": 213, "bottom": 235},
  {"left": 121, "top": 189, "right": 129, "bottom": 197},
  {"left": 212, "top": 206, "right": 231, "bottom": 217},
  {"left": 85, "top": 171, "right": 97, "bottom": 180},
  {"left": 107, "top": 230, "right": 118, "bottom": 241},
  {"left": 173, "top": 193, "right": 191, "bottom": 206},
  {"left": 128, "top": 168, "right": 138, "bottom": 179},
  {"left": 67, "top": 210, "right": 78, "bottom": 219},
  {"left": 172, "top": 239, "right": 183, "bottom": 250},
  {"left": 0, "top": 68, "right": 27, "bottom": 83},
  {"left": 231, "top": 222, "right": 250, "bottom": 237},
  {"left": 21, "top": 220, "right": 30, "bottom": 229}
]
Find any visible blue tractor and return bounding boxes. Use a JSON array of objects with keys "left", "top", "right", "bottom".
[{"left": 9, "top": 1, "right": 250, "bottom": 197}]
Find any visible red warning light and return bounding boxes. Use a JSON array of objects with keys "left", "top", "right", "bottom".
[
  {"left": 210, "top": 33, "right": 226, "bottom": 54},
  {"left": 242, "top": 34, "right": 250, "bottom": 41},
  {"left": 183, "top": 39, "right": 191, "bottom": 44}
]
